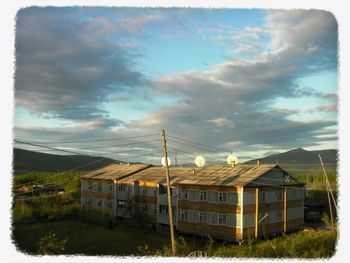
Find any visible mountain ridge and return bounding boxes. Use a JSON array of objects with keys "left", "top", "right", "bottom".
[
  {"left": 13, "top": 148, "right": 116, "bottom": 173},
  {"left": 245, "top": 148, "right": 337, "bottom": 165}
]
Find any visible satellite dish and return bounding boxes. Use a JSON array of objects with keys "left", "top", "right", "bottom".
[
  {"left": 195, "top": 155, "right": 206, "bottom": 167},
  {"left": 227, "top": 154, "right": 239, "bottom": 166},
  {"left": 161, "top": 156, "right": 171, "bottom": 167}
]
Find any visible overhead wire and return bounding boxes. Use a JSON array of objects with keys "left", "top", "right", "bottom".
[
  {"left": 14, "top": 151, "right": 161, "bottom": 197},
  {"left": 17, "top": 133, "right": 159, "bottom": 145}
]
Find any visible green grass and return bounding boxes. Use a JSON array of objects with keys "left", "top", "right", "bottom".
[
  {"left": 13, "top": 171, "right": 84, "bottom": 192},
  {"left": 12, "top": 221, "right": 337, "bottom": 258},
  {"left": 213, "top": 229, "right": 337, "bottom": 258},
  {"left": 12, "top": 221, "right": 171, "bottom": 256}
]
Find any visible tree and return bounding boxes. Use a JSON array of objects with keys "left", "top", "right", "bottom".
[{"left": 37, "top": 232, "right": 68, "bottom": 255}]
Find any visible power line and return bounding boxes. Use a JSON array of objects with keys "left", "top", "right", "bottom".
[
  {"left": 168, "top": 134, "right": 232, "bottom": 153},
  {"left": 14, "top": 151, "right": 157, "bottom": 197},
  {"left": 168, "top": 136, "right": 229, "bottom": 154},
  {"left": 17, "top": 133, "right": 159, "bottom": 145},
  {"left": 65, "top": 139, "right": 160, "bottom": 150},
  {"left": 14, "top": 139, "right": 161, "bottom": 160}
]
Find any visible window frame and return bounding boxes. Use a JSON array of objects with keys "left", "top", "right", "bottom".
[
  {"left": 218, "top": 192, "right": 227, "bottom": 203},
  {"left": 199, "top": 191, "right": 207, "bottom": 201}
]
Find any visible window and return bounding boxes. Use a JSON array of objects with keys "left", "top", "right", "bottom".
[
  {"left": 105, "top": 201, "right": 113, "bottom": 209},
  {"left": 276, "top": 191, "right": 282, "bottom": 201},
  {"left": 218, "top": 214, "right": 227, "bottom": 225},
  {"left": 218, "top": 192, "right": 227, "bottom": 203},
  {"left": 181, "top": 190, "right": 189, "bottom": 200},
  {"left": 97, "top": 199, "right": 102, "bottom": 207},
  {"left": 180, "top": 210, "right": 188, "bottom": 220},
  {"left": 199, "top": 212, "right": 207, "bottom": 223},
  {"left": 142, "top": 187, "right": 147, "bottom": 195},
  {"left": 159, "top": 185, "right": 167, "bottom": 195},
  {"left": 261, "top": 192, "right": 266, "bottom": 203},
  {"left": 118, "top": 183, "right": 127, "bottom": 191},
  {"left": 153, "top": 205, "right": 157, "bottom": 213},
  {"left": 199, "top": 191, "right": 207, "bottom": 201},
  {"left": 87, "top": 182, "right": 92, "bottom": 191},
  {"left": 117, "top": 200, "right": 127, "bottom": 208},
  {"left": 98, "top": 183, "right": 102, "bottom": 192},
  {"left": 142, "top": 203, "right": 148, "bottom": 212},
  {"left": 159, "top": 204, "right": 168, "bottom": 215},
  {"left": 277, "top": 211, "right": 283, "bottom": 222},
  {"left": 108, "top": 184, "right": 113, "bottom": 192},
  {"left": 86, "top": 198, "right": 92, "bottom": 206}
]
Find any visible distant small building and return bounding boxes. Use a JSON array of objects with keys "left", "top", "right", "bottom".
[
  {"left": 80, "top": 163, "right": 304, "bottom": 241},
  {"left": 32, "top": 183, "right": 65, "bottom": 196}
]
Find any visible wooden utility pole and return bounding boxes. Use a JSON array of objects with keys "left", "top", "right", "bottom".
[
  {"left": 161, "top": 129, "right": 176, "bottom": 255},
  {"left": 319, "top": 154, "right": 334, "bottom": 229},
  {"left": 255, "top": 187, "right": 259, "bottom": 239},
  {"left": 283, "top": 188, "right": 287, "bottom": 233},
  {"left": 175, "top": 149, "right": 178, "bottom": 166}
]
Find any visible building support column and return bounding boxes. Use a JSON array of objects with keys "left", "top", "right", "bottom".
[
  {"left": 255, "top": 187, "right": 259, "bottom": 239},
  {"left": 283, "top": 187, "right": 287, "bottom": 233},
  {"left": 240, "top": 187, "right": 244, "bottom": 240}
]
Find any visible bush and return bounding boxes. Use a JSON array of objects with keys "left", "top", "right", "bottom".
[{"left": 37, "top": 232, "right": 68, "bottom": 255}]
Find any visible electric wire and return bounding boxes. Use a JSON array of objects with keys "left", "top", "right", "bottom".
[{"left": 17, "top": 133, "right": 159, "bottom": 145}]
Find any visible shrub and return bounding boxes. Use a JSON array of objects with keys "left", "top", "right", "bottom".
[{"left": 37, "top": 232, "right": 68, "bottom": 255}]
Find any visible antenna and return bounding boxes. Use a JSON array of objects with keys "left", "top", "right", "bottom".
[
  {"left": 161, "top": 156, "right": 171, "bottom": 167},
  {"left": 227, "top": 153, "right": 239, "bottom": 167},
  {"left": 194, "top": 155, "right": 206, "bottom": 167}
]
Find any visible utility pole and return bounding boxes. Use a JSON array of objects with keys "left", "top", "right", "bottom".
[
  {"left": 161, "top": 129, "right": 176, "bottom": 255},
  {"left": 319, "top": 154, "right": 334, "bottom": 229},
  {"left": 175, "top": 149, "right": 178, "bottom": 166}
]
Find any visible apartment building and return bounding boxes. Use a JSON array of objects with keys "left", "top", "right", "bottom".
[{"left": 80, "top": 163, "right": 304, "bottom": 241}]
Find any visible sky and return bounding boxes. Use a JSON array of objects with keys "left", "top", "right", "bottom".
[{"left": 14, "top": 7, "right": 338, "bottom": 164}]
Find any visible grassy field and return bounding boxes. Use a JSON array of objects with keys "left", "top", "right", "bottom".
[
  {"left": 12, "top": 220, "right": 337, "bottom": 258},
  {"left": 13, "top": 171, "right": 84, "bottom": 192}
]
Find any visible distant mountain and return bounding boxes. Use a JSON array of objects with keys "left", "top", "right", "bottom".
[
  {"left": 13, "top": 148, "right": 116, "bottom": 173},
  {"left": 245, "top": 148, "right": 337, "bottom": 165}
]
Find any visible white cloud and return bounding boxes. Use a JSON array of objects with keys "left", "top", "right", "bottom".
[{"left": 207, "top": 117, "right": 235, "bottom": 128}]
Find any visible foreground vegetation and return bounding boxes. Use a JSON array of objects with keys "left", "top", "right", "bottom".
[
  {"left": 12, "top": 170, "right": 337, "bottom": 258},
  {"left": 12, "top": 220, "right": 336, "bottom": 258}
]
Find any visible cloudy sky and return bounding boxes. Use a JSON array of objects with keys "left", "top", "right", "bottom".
[{"left": 14, "top": 7, "right": 338, "bottom": 163}]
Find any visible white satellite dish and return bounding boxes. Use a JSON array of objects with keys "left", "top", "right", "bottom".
[
  {"left": 195, "top": 155, "right": 206, "bottom": 167},
  {"left": 227, "top": 153, "right": 239, "bottom": 166},
  {"left": 161, "top": 156, "right": 171, "bottom": 167}
]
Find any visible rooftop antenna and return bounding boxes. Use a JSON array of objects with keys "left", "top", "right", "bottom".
[
  {"left": 227, "top": 153, "right": 239, "bottom": 167},
  {"left": 195, "top": 155, "right": 206, "bottom": 168}
]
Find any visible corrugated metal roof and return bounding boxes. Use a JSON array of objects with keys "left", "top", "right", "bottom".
[
  {"left": 81, "top": 163, "right": 283, "bottom": 187},
  {"left": 119, "top": 166, "right": 201, "bottom": 186},
  {"left": 81, "top": 163, "right": 150, "bottom": 180},
  {"left": 179, "top": 164, "right": 278, "bottom": 187}
]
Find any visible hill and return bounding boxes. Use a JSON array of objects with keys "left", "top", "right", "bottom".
[
  {"left": 13, "top": 148, "right": 116, "bottom": 173},
  {"left": 245, "top": 148, "right": 337, "bottom": 165}
]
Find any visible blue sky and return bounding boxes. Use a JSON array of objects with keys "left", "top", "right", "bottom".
[{"left": 14, "top": 7, "right": 338, "bottom": 163}]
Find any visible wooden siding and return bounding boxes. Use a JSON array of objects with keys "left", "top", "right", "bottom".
[
  {"left": 243, "top": 199, "right": 303, "bottom": 214},
  {"left": 177, "top": 220, "right": 240, "bottom": 241},
  {"left": 81, "top": 190, "right": 115, "bottom": 200},
  {"left": 243, "top": 218, "right": 304, "bottom": 238},
  {"left": 134, "top": 195, "right": 157, "bottom": 204},
  {"left": 179, "top": 184, "right": 240, "bottom": 192},
  {"left": 178, "top": 200, "right": 239, "bottom": 214}
]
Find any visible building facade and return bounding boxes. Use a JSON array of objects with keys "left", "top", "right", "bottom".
[{"left": 80, "top": 163, "right": 304, "bottom": 241}]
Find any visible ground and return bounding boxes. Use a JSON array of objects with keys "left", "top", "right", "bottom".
[{"left": 12, "top": 220, "right": 337, "bottom": 258}]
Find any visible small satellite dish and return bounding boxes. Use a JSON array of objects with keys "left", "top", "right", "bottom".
[
  {"left": 161, "top": 156, "right": 171, "bottom": 167},
  {"left": 227, "top": 153, "right": 239, "bottom": 166},
  {"left": 195, "top": 155, "right": 206, "bottom": 167}
]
